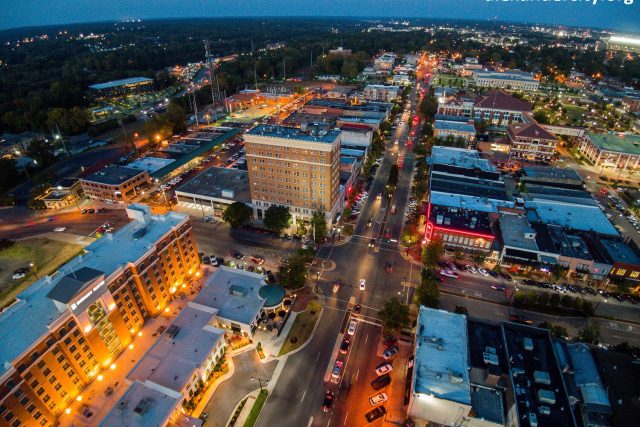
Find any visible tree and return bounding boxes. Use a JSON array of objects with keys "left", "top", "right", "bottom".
[
  {"left": 263, "top": 205, "right": 291, "bottom": 233},
  {"left": 222, "top": 202, "right": 252, "bottom": 227},
  {"left": 422, "top": 238, "right": 444, "bottom": 268},
  {"left": 538, "top": 322, "right": 568, "bottom": 339},
  {"left": 310, "top": 211, "right": 327, "bottom": 244},
  {"left": 378, "top": 298, "right": 410, "bottom": 332},
  {"left": 577, "top": 321, "right": 600, "bottom": 344},
  {"left": 277, "top": 253, "right": 307, "bottom": 290},
  {"left": 416, "top": 269, "right": 440, "bottom": 308},
  {"left": 387, "top": 164, "right": 399, "bottom": 187},
  {"left": 533, "top": 110, "right": 550, "bottom": 124}
]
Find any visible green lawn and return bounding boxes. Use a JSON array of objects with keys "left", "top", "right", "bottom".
[
  {"left": 279, "top": 300, "right": 322, "bottom": 356},
  {"left": 243, "top": 389, "right": 268, "bottom": 427},
  {"left": 562, "top": 104, "right": 587, "bottom": 123},
  {"left": 0, "top": 238, "right": 84, "bottom": 309}
]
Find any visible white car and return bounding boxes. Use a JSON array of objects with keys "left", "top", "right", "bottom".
[
  {"left": 369, "top": 392, "right": 389, "bottom": 406},
  {"left": 375, "top": 363, "right": 393, "bottom": 376},
  {"left": 477, "top": 268, "right": 489, "bottom": 277},
  {"left": 359, "top": 279, "right": 366, "bottom": 290},
  {"left": 12, "top": 272, "right": 27, "bottom": 280},
  {"left": 53, "top": 227, "right": 67, "bottom": 232},
  {"left": 468, "top": 265, "right": 477, "bottom": 274},
  {"left": 347, "top": 320, "right": 358, "bottom": 336}
]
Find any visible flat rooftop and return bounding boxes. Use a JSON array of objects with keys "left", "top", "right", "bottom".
[
  {"left": 98, "top": 381, "right": 181, "bottom": 427},
  {"left": 474, "top": 69, "right": 537, "bottom": 81},
  {"left": 430, "top": 173, "right": 508, "bottom": 201},
  {"left": 175, "top": 167, "right": 251, "bottom": 204},
  {"left": 523, "top": 166, "right": 583, "bottom": 183},
  {"left": 430, "top": 146, "right": 496, "bottom": 172},
  {"left": 429, "top": 204, "right": 493, "bottom": 236},
  {"left": 430, "top": 191, "right": 513, "bottom": 213},
  {"left": 598, "top": 238, "right": 640, "bottom": 265},
  {"left": 0, "top": 205, "right": 188, "bottom": 376},
  {"left": 194, "top": 267, "right": 266, "bottom": 325},
  {"left": 246, "top": 124, "right": 340, "bottom": 144},
  {"left": 525, "top": 200, "right": 618, "bottom": 237},
  {"left": 586, "top": 132, "right": 640, "bottom": 155},
  {"left": 127, "top": 304, "right": 224, "bottom": 393},
  {"left": 89, "top": 77, "right": 153, "bottom": 90},
  {"left": 82, "top": 165, "right": 146, "bottom": 185},
  {"left": 434, "top": 120, "right": 476, "bottom": 133},
  {"left": 502, "top": 323, "right": 577, "bottom": 427},
  {"left": 499, "top": 214, "right": 539, "bottom": 252},
  {"left": 414, "top": 307, "right": 471, "bottom": 404},
  {"left": 127, "top": 157, "right": 175, "bottom": 174}
]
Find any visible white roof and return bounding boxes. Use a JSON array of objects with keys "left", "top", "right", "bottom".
[
  {"left": 0, "top": 205, "right": 188, "bottom": 376},
  {"left": 127, "top": 304, "right": 224, "bottom": 393},
  {"left": 430, "top": 191, "right": 514, "bottom": 213},
  {"left": 414, "top": 307, "right": 471, "bottom": 404},
  {"left": 430, "top": 146, "right": 496, "bottom": 172},
  {"left": 98, "top": 381, "right": 181, "bottom": 427}
]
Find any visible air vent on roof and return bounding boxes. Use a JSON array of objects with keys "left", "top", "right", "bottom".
[
  {"left": 133, "top": 397, "right": 155, "bottom": 415},
  {"left": 166, "top": 325, "right": 180, "bottom": 339},
  {"left": 133, "top": 227, "right": 148, "bottom": 239}
]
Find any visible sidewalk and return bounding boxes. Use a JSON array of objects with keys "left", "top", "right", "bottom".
[{"left": 254, "top": 311, "right": 299, "bottom": 362}]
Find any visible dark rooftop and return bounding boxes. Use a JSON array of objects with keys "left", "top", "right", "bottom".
[
  {"left": 474, "top": 90, "right": 533, "bottom": 112},
  {"left": 592, "top": 349, "right": 640, "bottom": 427},
  {"left": 431, "top": 173, "right": 509, "bottom": 201},
  {"left": 429, "top": 204, "right": 493, "bottom": 236},
  {"left": 46, "top": 267, "right": 104, "bottom": 304},
  {"left": 82, "top": 165, "right": 146, "bottom": 186}
]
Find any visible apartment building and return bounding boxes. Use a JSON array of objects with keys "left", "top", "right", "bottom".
[
  {"left": 363, "top": 84, "right": 401, "bottom": 102},
  {"left": 244, "top": 125, "right": 342, "bottom": 225},
  {"left": 80, "top": 166, "right": 150, "bottom": 204},
  {"left": 0, "top": 205, "right": 199, "bottom": 426},
  {"left": 473, "top": 90, "right": 533, "bottom": 125},
  {"left": 507, "top": 121, "right": 559, "bottom": 163},
  {"left": 433, "top": 119, "right": 476, "bottom": 143},
  {"left": 472, "top": 69, "right": 540, "bottom": 91}
]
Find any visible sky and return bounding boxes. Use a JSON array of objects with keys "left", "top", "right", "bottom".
[{"left": 1, "top": 0, "right": 639, "bottom": 33}]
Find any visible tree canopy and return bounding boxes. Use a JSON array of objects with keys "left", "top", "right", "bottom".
[
  {"left": 263, "top": 205, "right": 292, "bottom": 233},
  {"left": 222, "top": 202, "right": 252, "bottom": 227},
  {"left": 310, "top": 211, "right": 327, "bottom": 244},
  {"left": 378, "top": 298, "right": 410, "bottom": 332}
]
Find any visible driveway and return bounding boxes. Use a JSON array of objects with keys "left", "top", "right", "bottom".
[{"left": 202, "top": 350, "right": 277, "bottom": 427}]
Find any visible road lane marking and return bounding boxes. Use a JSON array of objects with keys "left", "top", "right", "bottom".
[
  {"left": 327, "top": 416, "right": 332, "bottom": 427},
  {"left": 355, "top": 369, "right": 359, "bottom": 381},
  {"left": 343, "top": 412, "right": 349, "bottom": 426},
  {"left": 307, "top": 417, "right": 313, "bottom": 427},
  {"left": 301, "top": 389, "right": 307, "bottom": 402},
  {"left": 365, "top": 334, "right": 368, "bottom": 344},
  {"left": 316, "top": 352, "right": 321, "bottom": 362}
]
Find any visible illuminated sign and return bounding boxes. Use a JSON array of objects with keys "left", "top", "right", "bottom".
[
  {"left": 71, "top": 280, "right": 105, "bottom": 311},
  {"left": 425, "top": 222, "right": 434, "bottom": 240}
]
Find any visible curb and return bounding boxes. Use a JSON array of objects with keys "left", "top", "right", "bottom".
[
  {"left": 277, "top": 305, "right": 325, "bottom": 359},
  {"left": 225, "top": 388, "right": 260, "bottom": 427}
]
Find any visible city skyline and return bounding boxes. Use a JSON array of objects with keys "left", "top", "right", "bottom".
[{"left": 1, "top": 0, "right": 639, "bottom": 32}]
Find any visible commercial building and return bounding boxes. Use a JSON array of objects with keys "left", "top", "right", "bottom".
[
  {"left": 244, "top": 124, "right": 342, "bottom": 225},
  {"left": 507, "top": 121, "right": 559, "bottom": 163},
  {"left": 472, "top": 69, "right": 540, "bottom": 91},
  {"left": 127, "top": 304, "right": 226, "bottom": 405},
  {"left": 578, "top": 132, "right": 640, "bottom": 171},
  {"left": 408, "top": 308, "right": 472, "bottom": 426},
  {"left": 80, "top": 166, "right": 150, "bottom": 204},
  {"left": 37, "top": 178, "right": 83, "bottom": 210},
  {"left": 0, "top": 205, "right": 199, "bottom": 426},
  {"left": 363, "top": 84, "right": 401, "bottom": 102},
  {"left": 328, "top": 47, "right": 352, "bottom": 55},
  {"left": 373, "top": 53, "right": 396, "bottom": 71},
  {"left": 175, "top": 167, "right": 251, "bottom": 217},
  {"left": 433, "top": 119, "right": 476, "bottom": 143},
  {"left": 521, "top": 166, "right": 584, "bottom": 190},
  {"left": 0, "top": 132, "right": 43, "bottom": 157},
  {"left": 436, "top": 94, "right": 474, "bottom": 118},
  {"left": 473, "top": 90, "right": 533, "bottom": 125},
  {"left": 525, "top": 200, "right": 619, "bottom": 237},
  {"left": 592, "top": 238, "right": 640, "bottom": 282},
  {"left": 89, "top": 77, "right": 155, "bottom": 98}
]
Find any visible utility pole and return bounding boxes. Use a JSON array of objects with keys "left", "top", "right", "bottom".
[
  {"left": 192, "top": 91, "right": 199, "bottom": 126},
  {"left": 283, "top": 59, "right": 286, "bottom": 81},
  {"left": 204, "top": 40, "right": 217, "bottom": 109}
]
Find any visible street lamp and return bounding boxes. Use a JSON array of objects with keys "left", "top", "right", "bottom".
[
  {"left": 251, "top": 376, "right": 269, "bottom": 391},
  {"left": 30, "top": 261, "right": 39, "bottom": 279}
]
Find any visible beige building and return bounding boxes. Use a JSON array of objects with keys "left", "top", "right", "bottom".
[
  {"left": 80, "top": 166, "right": 150, "bottom": 204},
  {"left": 244, "top": 125, "right": 342, "bottom": 225},
  {"left": 507, "top": 121, "right": 559, "bottom": 163}
]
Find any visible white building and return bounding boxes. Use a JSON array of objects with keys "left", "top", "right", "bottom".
[
  {"left": 363, "top": 84, "right": 401, "bottom": 102},
  {"left": 374, "top": 53, "right": 396, "bottom": 71},
  {"left": 473, "top": 70, "right": 539, "bottom": 91}
]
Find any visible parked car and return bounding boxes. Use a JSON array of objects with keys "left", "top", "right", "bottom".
[
  {"left": 370, "top": 374, "right": 391, "bottom": 390},
  {"left": 477, "top": 268, "right": 489, "bottom": 277},
  {"left": 359, "top": 279, "right": 366, "bottom": 290},
  {"left": 375, "top": 362, "right": 393, "bottom": 376},
  {"left": 331, "top": 360, "right": 344, "bottom": 379},
  {"left": 353, "top": 304, "right": 361, "bottom": 314},
  {"left": 250, "top": 255, "right": 265, "bottom": 265},
  {"left": 368, "top": 392, "right": 389, "bottom": 406},
  {"left": 322, "top": 391, "right": 334, "bottom": 412},
  {"left": 383, "top": 347, "right": 399, "bottom": 360},
  {"left": 347, "top": 320, "right": 358, "bottom": 336},
  {"left": 340, "top": 338, "right": 351, "bottom": 354}
]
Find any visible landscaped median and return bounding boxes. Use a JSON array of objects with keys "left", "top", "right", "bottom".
[
  {"left": 278, "top": 299, "right": 322, "bottom": 356},
  {"left": 243, "top": 389, "right": 268, "bottom": 427}
]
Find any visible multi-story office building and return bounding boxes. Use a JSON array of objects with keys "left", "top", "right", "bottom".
[
  {"left": 507, "top": 121, "right": 559, "bottom": 163},
  {"left": 0, "top": 205, "right": 199, "bottom": 426},
  {"left": 472, "top": 90, "right": 533, "bottom": 125},
  {"left": 80, "top": 166, "right": 150, "bottom": 204},
  {"left": 578, "top": 132, "right": 640, "bottom": 171},
  {"left": 472, "top": 69, "right": 540, "bottom": 91},
  {"left": 89, "top": 77, "right": 155, "bottom": 98},
  {"left": 244, "top": 125, "right": 342, "bottom": 225}
]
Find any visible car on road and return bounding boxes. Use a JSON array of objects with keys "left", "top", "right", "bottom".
[
  {"left": 369, "top": 239, "right": 375, "bottom": 248},
  {"left": 333, "top": 282, "right": 341, "bottom": 293},
  {"left": 488, "top": 270, "right": 500, "bottom": 278},
  {"left": 365, "top": 406, "right": 387, "bottom": 423},
  {"left": 383, "top": 347, "right": 399, "bottom": 360},
  {"left": 375, "top": 363, "right": 393, "bottom": 376},
  {"left": 359, "top": 279, "right": 366, "bottom": 290},
  {"left": 53, "top": 227, "right": 67, "bottom": 232},
  {"left": 370, "top": 374, "right": 391, "bottom": 390},
  {"left": 12, "top": 271, "right": 27, "bottom": 280},
  {"left": 250, "top": 255, "right": 265, "bottom": 265},
  {"left": 367, "top": 218, "right": 373, "bottom": 227},
  {"left": 439, "top": 269, "right": 458, "bottom": 278},
  {"left": 509, "top": 315, "right": 533, "bottom": 325},
  {"left": 369, "top": 392, "right": 389, "bottom": 406},
  {"left": 340, "top": 338, "right": 351, "bottom": 354},
  {"left": 491, "top": 285, "right": 507, "bottom": 292},
  {"left": 477, "top": 268, "right": 489, "bottom": 277},
  {"left": 322, "top": 391, "right": 334, "bottom": 412},
  {"left": 347, "top": 319, "right": 358, "bottom": 336},
  {"left": 232, "top": 251, "right": 245, "bottom": 260},
  {"left": 385, "top": 262, "right": 392, "bottom": 273},
  {"left": 331, "top": 360, "right": 344, "bottom": 379},
  {"left": 353, "top": 304, "right": 361, "bottom": 314}
]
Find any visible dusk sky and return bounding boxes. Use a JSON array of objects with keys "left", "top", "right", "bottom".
[{"left": 1, "top": 0, "right": 639, "bottom": 32}]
